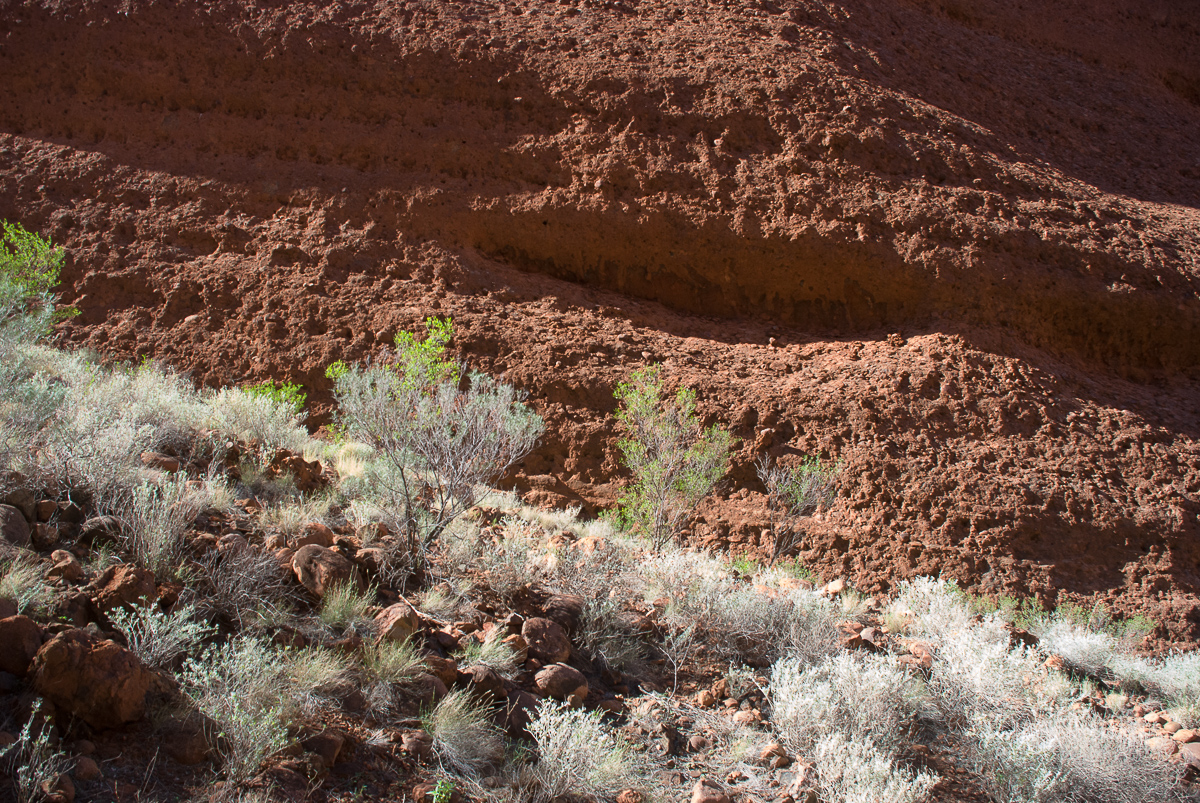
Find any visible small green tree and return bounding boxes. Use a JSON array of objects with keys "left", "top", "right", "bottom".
[
  {"left": 0, "top": 222, "right": 71, "bottom": 492},
  {"left": 613, "top": 365, "right": 730, "bottom": 550},
  {"left": 756, "top": 454, "right": 838, "bottom": 566},
  {"left": 244, "top": 379, "right": 307, "bottom": 416},
  {"left": 0, "top": 220, "right": 69, "bottom": 354},
  {"left": 327, "top": 317, "right": 544, "bottom": 586}
]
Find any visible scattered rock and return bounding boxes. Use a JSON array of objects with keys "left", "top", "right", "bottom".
[
  {"left": 140, "top": 451, "right": 181, "bottom": 472},
  {"left": 822, "top": 578, "right": 845, "bottom": 595},
  {"left": 461, "top": 664, "right": 506, "bottom": 703},
  {"left": 505, "top": 688, "right": 541, "bottom": 738},
  {"left": 399, "top": 729, "right": 433, "bottom": 760},
  {"left": 425, "top": 654, "right": 458, "bottom": 689},
  {"left": 1180, "top": 742, "right": 1200, "bottom": 768},
  {"left": 34, "top": 499, "right": 57, "bottom": 521},
  {"left": 88, "top": 564, "right": 156, "bottom": 613},
  {"left": 267, "top": 450, "right": 328, "bottom": 494},
  {"left": 695, "top": 690, "right": 716, "bottom": 707},
  {"left": 73, "top": 756, "right": 102, "bottom": 781},
  {"left": 907, "top": 641, "right": 935, "bottom": 669},
  {"left": 78, "top": 516, "right": 122, "bottom": 545},
  {"left": 303, "top": 729, "right": 345, "bottom": 769},
  {"left": 688, "top": 735, "right": 711, "bottom": 751},
  {"left": 534, "top": 663, "right": 588, "bottom": 705},
  {"left": 0, "top": 503, "right": 31, "bottom": 547},
  {"left": 1173, "top": 729, "right": 1198, "bottom": 743},
  {"left": 1, "top": 484, "right": 35, "bottom": 522},
  {"left": 596, "top": 698, "right": 624, "bottom": 714},
  {"left": 32, "top": 523, "right": 60, "bottom": 549},
  {"left": 216, "top": 533, "right": 248, "bottom": 554},
  {"left": 355, "top": 546, "right": 385, "bottom": 574},
  {"left": 375, "top": 600, "right": 420, "bottom": 643},
  {"left": 1145, "top": 711, "right": 1167, "bottom": 724},
  {"left": 617, "top": 790, "right": 644, "bottom": 803},
  {"left": 40, "top": 773, "right": 75, "bottom": 803},
  {"left": 1164, "top": 720, "right": 1182, "bottom": 735},
  {"left": 163, "top": 721, "right": 210, "bottom": 765},
  {"left": 544, "top": 593, "right": 584, "bottom": 633},
  {"left": 732, "top": 709, "right": 761, "bottom": 725},
  {"left": 1041, "top": 654, "right": 1066, "bottom": 671},
  {"left": 263, "top": 533, "right": 288, "bottom": 550},
  {"left": 1147, "top": 736, "right": 1178, "bottom": 755},
  {"left": 47, "top": 550, "right": 84, "bottom": 583},
  {"left": 0, "top": 615, "right": 43, "bottom": 676},
  {"left": 31, "top": 629, "right": 155, "bottom": 729},
  {"left": 496, "top": 634, "right": 525, "bottom": 665},
  {"left": 691, "top": 778, "right": 731, "bottom": 803},
  {"left": 295, "top": 522, "right": 335, "bottom": 549},
  {"left": 413, "top": 782, "right": 464, "bottom": 803},
  {"left": 292, "top": 545, "right": 359, "bottom": 598},
  {"left": 522, "top": 617, "right": 571, "bottom": 664},
  {"left": 760, "top": 743, "right": 787, "bottom": 761}
]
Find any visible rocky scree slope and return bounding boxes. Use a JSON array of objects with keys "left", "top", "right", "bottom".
[{"left": 0, "top": 0, "right": 1198, "bottom": 638}]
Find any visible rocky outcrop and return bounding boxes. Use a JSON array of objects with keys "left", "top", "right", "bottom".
[{"left": 31, "top": 630, "right": 155, "bottom": 729}]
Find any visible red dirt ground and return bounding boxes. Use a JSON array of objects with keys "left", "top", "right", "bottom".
[{"left": 1, "top": 0, "right": 1198, "bottom": 640}]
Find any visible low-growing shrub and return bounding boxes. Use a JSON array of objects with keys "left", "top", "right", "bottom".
[
  {"left": 968, "top": 715, "right": 1185, "bottom": 803},
  {"left": 813, "top": 732, "right": 938, "bottom": 803},
  {"left": 770, "top": 652, "right": 929, "bottom": 761},
  {"left": 755, "top": 453, "right": 838, "bottom": 566},
  {"left": 117, "top": 474, "right": 206, "bottom": 579},
  {"left": 194, "top": 545, "right": 295, "bottom": 629},
  {"left": 109, "top": 602, "right": 214, "bottom": 670},
  {"left": 520, "top": 700, "right": 644, "bottom": 802},
  {"left": 328, "top": 317, "right": 543, "bottom": 586},
  {"left": 2, "top": 718, "right": 71, "bottom": 803},
  {"left": 0, "top": 550, "right": 50, "bottom": 614},
  {"left": 640, "top": 549, "right": 840, "bottom": 666},
  {"left": 457, "top": 631, "right": 521, "bottom": 679},
  {"left": 318, "top": 581, "right": 375, "bottom": 631},
  {"left": 180, "top": 637, "right": 291, "bottom": 785},
  {"left": 425, "top": 689, "right": 504, "bottom": 777}
]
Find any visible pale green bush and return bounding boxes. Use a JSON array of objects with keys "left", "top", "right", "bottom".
[
  {"left": 520, "top": 700, "right": 643, "bottom": 802},
  {"left": 813, "top": 733, "right": 938, "bottom": 803},
  {"left": 109, "top": 602, "right": 214, "bottom": 670},
  {"left": 425, "top": 689, "right": 504, "bottom": 776},
  {"left": 770, "top": 652, "right": 929, "bottom": 760}
]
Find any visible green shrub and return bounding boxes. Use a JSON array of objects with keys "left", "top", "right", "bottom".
[
  {"left": 327, "top": 317, "right": 543, "bottom": 587},
  {"left": 0, "top": 220, "right": 69, "bottom": 335},
  {"left": 756, "top": 454, "right": 838, "bottom": 565},
  {"left": 244, "top": 380, "right": 307, "bottom": 416},
  {"left": 613, "top": 365, "right": 730, "bottom": 550}
]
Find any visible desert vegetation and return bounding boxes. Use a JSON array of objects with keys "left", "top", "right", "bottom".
[{"left": 0, "top": 223, "right": 1197, "bottom": 803}]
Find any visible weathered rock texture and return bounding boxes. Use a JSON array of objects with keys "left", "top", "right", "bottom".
[{"left": 0, "top": 1, "right": 1198, "bottom": 637}]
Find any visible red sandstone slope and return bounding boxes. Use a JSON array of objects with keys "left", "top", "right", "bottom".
[{"left": 1, "top": 0, "right": 1198, "bottom": 639}]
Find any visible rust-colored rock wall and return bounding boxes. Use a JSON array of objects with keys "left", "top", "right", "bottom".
[{"left": 1, "top": 0, "right": 1198, "bottom": 638}]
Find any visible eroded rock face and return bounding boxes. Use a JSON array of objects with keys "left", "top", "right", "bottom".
[
  {"left": 1, "top": 0, "right": 1199, "bottom": 640},
  {"left": 31, "top": 630, "right": 154, "bottom": 729}
]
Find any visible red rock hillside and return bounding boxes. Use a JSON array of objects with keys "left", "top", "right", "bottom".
[{"left": 1, "top": 0, "right": 1198, "bottom": 640}]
